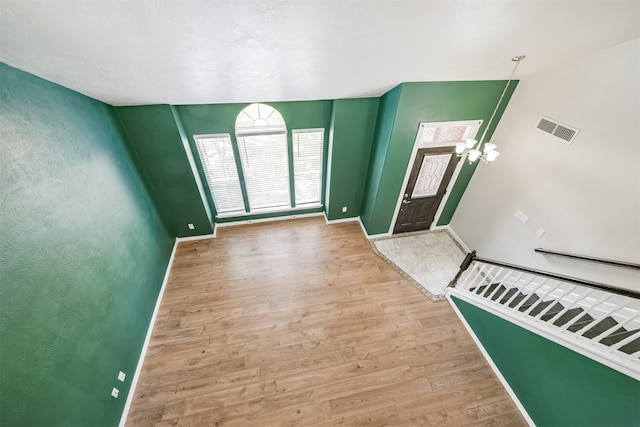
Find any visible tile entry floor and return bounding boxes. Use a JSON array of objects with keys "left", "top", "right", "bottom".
[{"left": 371, "top": 229, "right": 467, "bottom": 300}]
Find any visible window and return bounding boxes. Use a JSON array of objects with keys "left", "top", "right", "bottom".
[
  {"left": 193, "top": 104, "right": 324, "bottom": 218},
  {"left": 194, "top": 134, "right": 245, "bottom": 215},
  {"left": 292, "top": 129, "right": 324, "bottom": 205},
  {"left": 237, "top": 132, "right": 290, "bottom": 210},
  {"left": 417, "top": 120, "right": 482, "bottom": 145}
]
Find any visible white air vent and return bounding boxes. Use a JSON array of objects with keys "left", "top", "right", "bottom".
[{"left": 536, "top": 116, "right": 580, "bottom": 144}]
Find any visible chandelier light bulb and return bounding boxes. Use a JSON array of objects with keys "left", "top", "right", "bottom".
[
  {"left": 468, "top": 149, "right": 481, "bottom": 162},
  {"left": 453, "top": 55, "right": 524, "bottom": 165},
  {"left": 486, "top": 150, "right": 500, "bottom": 162},
  {"left": 483, "top": 143, "right": 497, "bottom": 153}
]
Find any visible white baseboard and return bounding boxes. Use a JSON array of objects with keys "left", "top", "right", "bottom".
[
  {"left": 439, "top": 224, "right": 471, "bottom": 253},
  {"left": 119, "top": 239, "right": 178, "bottom": 427},
  {"left": 325, "top": 216, "right": 359, "bottom": 224},
  {"left": 176, "top": 233, "right": 216, "bottom": 242},
  {"left": 357, "top": 217, "right": 391, "bottom": 239},
  {"left": 445, "top": 292, "right": 536, "bottom": 427}
]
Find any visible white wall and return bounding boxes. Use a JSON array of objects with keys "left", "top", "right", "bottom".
[{"left": 451, "top": 38, "right": 640, "bottom": 291}]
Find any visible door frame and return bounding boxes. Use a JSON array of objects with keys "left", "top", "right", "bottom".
[{"left": 388, "top": 120, "right": 482, "bottom": 235}]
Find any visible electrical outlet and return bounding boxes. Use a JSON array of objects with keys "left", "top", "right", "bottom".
[
  {"left": 342, "top": 206, "right": 347, "bottom": 213},
  {"left": 111, "top": 388, "right": 119, "bottom": 398},
  {"left": 188, "top": 223, "right": 195, "bottom": 230},
  {"left": 117, "top": 371, "right": 126, "bottom": 382}
]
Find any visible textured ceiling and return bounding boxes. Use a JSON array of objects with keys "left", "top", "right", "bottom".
[{"left": 1, "top": 1, "right": 639, "bottom": 106}]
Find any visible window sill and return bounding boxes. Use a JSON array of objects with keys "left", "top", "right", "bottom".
[{"left": 216, "top": 203, "right": 323, "bottom": 220}]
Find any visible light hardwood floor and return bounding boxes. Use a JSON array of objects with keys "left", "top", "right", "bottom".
[{"left": 126, "top": 217, "right": 526, "bottom": 426}]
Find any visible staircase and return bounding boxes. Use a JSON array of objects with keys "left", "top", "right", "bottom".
[{"left": 446, "top": 253, "right": 640, "bottom": 379}]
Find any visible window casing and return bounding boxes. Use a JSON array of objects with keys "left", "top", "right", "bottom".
[
  {"left": 193, "top": 104, "right": 324, "bottom": 218},
  {"left": 292, "top": 129, "right": 324, "bottom": 206}
]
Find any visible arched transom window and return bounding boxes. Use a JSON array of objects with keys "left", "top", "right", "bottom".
[
  {"left": 235, "top": 103, "right": 286, "bottom": 134},
  {"left": 194, "top": 103, "right": 324, "bottom": 217}
]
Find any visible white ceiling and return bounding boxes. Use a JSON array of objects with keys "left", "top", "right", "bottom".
[{"left": 1, "top": 1, "right": 638, "bottom": 106}]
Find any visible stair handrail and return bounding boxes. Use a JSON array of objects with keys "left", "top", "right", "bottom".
[
  {"left": 534, "top": 248, "right": 640, "bottom": 270},
  {"left": 449, "top": 250, "right": 640, "bottom": 300}
]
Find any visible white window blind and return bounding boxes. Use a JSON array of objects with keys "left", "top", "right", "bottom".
[
  {"left": 292, "top": 129, "right": 324, "bottom": 205},
  {"left": 236, "top": 133, "right": 290, "bottom": 210},
  {"left": 193, "top": 134, "right": 246, "bottom": 214},
  {"left": 193, "top": 105, "right": 325, "bottom": 217}
]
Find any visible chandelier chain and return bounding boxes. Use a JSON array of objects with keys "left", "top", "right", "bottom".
[{"left": 477, "top": 56, "right": 526, "bottom": 146}]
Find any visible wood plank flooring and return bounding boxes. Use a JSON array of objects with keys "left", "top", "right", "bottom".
[{"left": 126, "top": 217, "right": 526, "bottom": 426}]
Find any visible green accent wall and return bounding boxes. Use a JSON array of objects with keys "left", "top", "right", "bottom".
[
  {"left": 117, "top": 83, "right": 515, "bottom": 233},
  {"left": 360, "top": 81, "right": 518, "bottom": 235},
  {"left": 116, "top": 105, "right": 214, "bottom": 237},
  {"left": 119, "top": 100, "right": 380, "bottom": 228},
  {"left": 326, "top": 98, "right": 379, "bottom": 220},
  {"left": 0, "top": 63, "right": 174, "bottom": 426},
  {"left": 170, "top": 105, "right": 214, "bottom": 227},
  {"left": 452, "top": 296, "right": 640, "bottom": 427},
  {"left": 360, "top": 85, "right": 403, "bottom": 232}
]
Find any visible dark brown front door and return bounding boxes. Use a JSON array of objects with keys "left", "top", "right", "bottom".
[{"left": 393, "top": 146, "right": 459, "bottom": 234}]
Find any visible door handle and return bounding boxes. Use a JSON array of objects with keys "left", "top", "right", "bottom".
[{"left": 402, "top": 200, "right": 411, "bottom": 204}]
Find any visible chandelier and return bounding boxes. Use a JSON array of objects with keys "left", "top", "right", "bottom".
[{"left": 456, "top": 55, "right": 526, "bottom": 163}]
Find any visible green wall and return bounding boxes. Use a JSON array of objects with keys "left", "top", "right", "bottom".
[
  {"left": 117, "top": 99, "right": 382, "bottom": 227},
  {"left": 452, "top": 296, "right": 640, "bottom": 427},
  {"left": 116, "top": 82, "right": 517, "bottom": 233},
  {"left": 0, "top": 63, "right": 174, "bottom": 426},
  {"left": 360, "top": 85, "right": 403, "bottom": 232},
  {"left": 360, "top": 81, "right": 518, "bottom": 235},
  {"left": 326, "top": 98, "right": 379, "bottom": 220},
  {"left": 177, "top": 101, "right": 334, "bottom": 222},
  {"left": 116, "top": 105, "right": 214, "bottom": 237}
]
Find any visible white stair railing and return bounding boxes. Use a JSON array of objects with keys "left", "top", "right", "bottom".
[{"left": 447, "top": 251, "right": 640, "bottom": 380}]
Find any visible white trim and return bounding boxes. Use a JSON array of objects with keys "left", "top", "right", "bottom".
[
  {"left": 119, "top": 239, "right": 178, "bottom": 427},
  {"left": 235, "top": 103, "right": 287, "bottom": 135},
  {"left": 357, "top": 217, "right": 391, "bottom": 239},
  {"left": 325, "top": 216, "right": 359, "bottom": 225},
  {"left": 447, "top": 288, "right": 640, "bottom": 381},
  {"left": 430, "top": 156, "right": 466, "bottom": 229},
  {"left": 446, "top": 292, "right": 537, "bottom": 427},
  {"left": 215, "top": 212, "right": 325, "bottom": 228},
  {"left": 193, "top": 132, "right": 233, "bottom": 139},
  {"left": 325, "top": 113, "right": 335, "bottom": 220},
  {"left": 414, "top": 120, "right": 483, "bottom": 145},
  {"left": 388, "top": 120, "right": 482, "bottom": 235},
  {"left": 216, "top": 203, "right": 323, "bottom": 219},
  {"left": 292, "top": 128, "right": 325, "bottom": 134},
  {"left": 176, "top": 233, "right": 216, "bottom": 242},
  {"left": 433, "top": 224, "right": 471, "bottom": 253}
]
